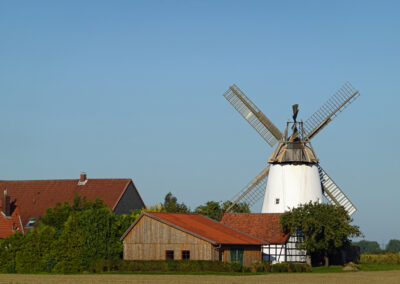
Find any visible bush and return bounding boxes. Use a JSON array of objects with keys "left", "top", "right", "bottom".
[
  {"left": 271, "top": 263, "right": 287, "bottom": 272},
  {"left": 252, "top": 261, "right": 271, "bottom": 272},
  {"left": 87, "top": 260, "right": 312, "bottom": 273},
  {"left": 361, "top": 253, "right": 400, "bottom": 264},
  {"left": 267, "top": 262, "right": 311, "bottom": 273},
  {"left": 89, "top": 260, "right": 245, "bottom": 273}
]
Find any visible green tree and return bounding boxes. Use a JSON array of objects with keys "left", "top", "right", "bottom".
[
  {"left": 52, "top": 214, "right": 84, "bottom": 273},
  {"left": 352, "top": 240, "right": 381, "bottom": 254},
  {"left": 15, "top": 226, "right": 56, "bottom": 273},
  {"left": 280, "top": 202, "right": 362, "bottom": 266},
  {"left": 163, "top": 192, "right": 189, "bottom": 213},
  {"left": 195, "top": 201, "right": 222, "bottom": 220},
  {"left": 40, "top": 195, "right": 107, "bottom": 235},
  {"left": 222, "top": 201, "right": 250, "bottom": 213},
  {"left": 0, "top": 232, "right": 24, "bottom": 273},
  {"left": 386, "top": 239, "right": 400, "bottom": 252},
  {"left": 195, "top": 201, "right": 250, "bottom": 221},
  {"left": 79, "top": 208, "right": 122, "bottom": 268}
]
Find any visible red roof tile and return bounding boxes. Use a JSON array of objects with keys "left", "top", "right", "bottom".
[
  {"left": 123, "top": 212, "right": 266, "bottom": 245},
  {"left": 0, "top": 178, "right": 132, "bottom": 226},
  {"left": 0, "top": 207, "right": 23, "bottom": 239},
  {"left": 220, "top": 213, "right": 290, "bottom": 244}
]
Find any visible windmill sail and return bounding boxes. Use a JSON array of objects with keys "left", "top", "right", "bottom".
[
  {"left": 223, "top": 85, "right": 283, "bottom": 147},
  {"left": 318, "top": 165, "right": 357, "bottom": 216},
  {"left": 225, "top": 166, "right": 270, "bottom": 212},
  {"left": 304, "top": 82, "right": 360, "bottom": 140}
]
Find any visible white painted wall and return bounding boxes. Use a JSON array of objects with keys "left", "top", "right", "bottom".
[{"left": 261, "top": 164, "right": 323, "bottom": 213}]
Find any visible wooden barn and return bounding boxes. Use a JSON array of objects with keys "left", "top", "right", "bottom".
[{"left": 121, "top": 212, "right": 266, "bottom": 266}]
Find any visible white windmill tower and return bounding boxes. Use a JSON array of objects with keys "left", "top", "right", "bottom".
[{"left": 223, "top": 83, "right": 360, "bottom": 216}]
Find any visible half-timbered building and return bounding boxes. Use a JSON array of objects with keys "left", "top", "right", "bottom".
[{"left": 221, "top": 213, "right": 306, "bottom": 263}]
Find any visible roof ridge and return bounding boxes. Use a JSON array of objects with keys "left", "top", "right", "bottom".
[{"left": 0, "top": 178, "right": 132, "bottom": 182}]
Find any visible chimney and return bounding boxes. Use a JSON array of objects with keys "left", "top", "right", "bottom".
[
  {"left": 80, "top": 173, "right": 87, "bottom": 182},
  {"left": 2, "top": 188, "right": 11, "bottom": 216},
  {"left": 78, "top": 172, "right": 88, "bottom": 186}
]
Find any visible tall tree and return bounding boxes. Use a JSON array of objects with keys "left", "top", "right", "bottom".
[
  {"left": 52, "top": 214, "right": 83, "bottom": 273},
  {"left": 195, "top": 201, "right": 222, "bottom": 220},
  {"left": 386, "top": 239, "right": 400, "bottom": 252},
  {"left": 15, "top": 226, "right": 56, "bottom": 273},
  {"left": 352, "top": 240, "right": 381, "bottom": 254},
  {"left": 195, "top": 201, "right": 250, "bottom": 221},
  {"left": 163, "top": 192, "right": 189, "bottom": 213},
  {"left": 40, "top": 195, "right": 107, "bottom": 235},
  {"left": 280, "top": 202, "right": 362, "bottom": 266},
  {"left": 222, "top": 201, "right": 250, "bottom": 213}
]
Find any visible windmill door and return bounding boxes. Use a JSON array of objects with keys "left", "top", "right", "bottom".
[{"left": 230, "top": 248, "right": 244, "bottom": 264}]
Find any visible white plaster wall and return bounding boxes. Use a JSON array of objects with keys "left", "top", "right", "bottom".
[{"left": 261, "top": 164, "right": 323, "bottom": 213}]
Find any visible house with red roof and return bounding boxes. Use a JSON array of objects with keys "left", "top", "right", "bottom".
[
  {"left": 221, "top": 213, "right": 306, "bottom": 263},
  {"left": 121, "top": 212, "right": 267, "bottom": 266},
  {"left": 0, "top": 173, "right": 145, "bottom": 238},
  {"left": 0, "top": 189, "right": 24, "bottom": 238}
]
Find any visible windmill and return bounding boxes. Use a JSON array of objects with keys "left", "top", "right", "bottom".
[{"left": 223, "top": 82, "right": 360, "bottom": 216}]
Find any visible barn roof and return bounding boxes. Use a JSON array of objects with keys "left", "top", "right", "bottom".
[
  {"left": 0, "top": 177, "right": 142, "bottom": 227},
  {"left": 0, "top": 206, "right": 23, "bottom": 238},
  {"left": 220, "top": 213, "right": 290, "bottom": 244},
  {"left": 121, "top": 212, "right": 267, "bottom": 245}
]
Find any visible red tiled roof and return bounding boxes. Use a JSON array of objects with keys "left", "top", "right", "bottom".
[
  {"left": 122, "top": 212, "right": 266, "bottom": 245},
  {"left": 0, "top": 207, "right": 23, "bottom": 239},
  {"left": 0, "top": 178, "right": 132, "bottom": 226},
  {"left": 220, "top": 213, "right": 290, "bottom": 244}
]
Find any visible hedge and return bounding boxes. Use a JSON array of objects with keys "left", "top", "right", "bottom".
[
  {"left": 88, "top": 260, "right": 311, "bottom": 273},
  {"left": 89, "top": 260, "right": 247, "bottom": 273},
  {"left": 361, "top": 253, "right": 400, "bottom": 264},
  {"left": 252, "top": 261, "right": 311, "bottom": 273}
]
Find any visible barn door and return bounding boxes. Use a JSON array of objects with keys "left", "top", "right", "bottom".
[{"left": 230, "top": 248, "right": 244, "bottom": 264}]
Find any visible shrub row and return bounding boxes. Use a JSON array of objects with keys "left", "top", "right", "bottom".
[
  {"left": 252, "top": 261, "right": 311, "bottom": 273},
  {"left": 88, "top": 259, "right": 311, "bottom": 273},
  {"left": 361, "top": 253, "right": 400, "bottom": 264},
  {"left": 89, "top": 260, "right": 247, "bottom": 273}
]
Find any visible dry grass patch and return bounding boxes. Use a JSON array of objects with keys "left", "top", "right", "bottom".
[{"left": 1, "top": 271, "right": 400, "bottom": 284}]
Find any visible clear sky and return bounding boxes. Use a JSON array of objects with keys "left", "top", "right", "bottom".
[{"left": 1, "top": 1, "right": 399, "bottom": 245}]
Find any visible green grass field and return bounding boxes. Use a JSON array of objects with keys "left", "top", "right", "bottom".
[
  {"left": 2, "top": 270, "right": 400, "bottom": 284},
  {"left": 2, "top": 265, "right": 400, "bottom": 284}
]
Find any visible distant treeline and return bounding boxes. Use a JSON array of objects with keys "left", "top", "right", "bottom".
[{"left": 353, "top": 240, "right": 400, "bottom": 254}]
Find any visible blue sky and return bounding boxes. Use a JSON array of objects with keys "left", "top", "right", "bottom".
[{"left": 1, "top": 1, "right": 399, "bottom": 244}]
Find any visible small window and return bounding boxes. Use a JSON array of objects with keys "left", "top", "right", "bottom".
[
  {"left": 275, "top": 198, "right": 280, "bottom": 205},
  {"left": 181, "top": 250, "right": 190, "bottom": 260},
  {"left": 26, "top": 218, "right": 37, "bottom": 228},
  {"left": 165, "top": 250, "right": 174, "bottom": 260}
]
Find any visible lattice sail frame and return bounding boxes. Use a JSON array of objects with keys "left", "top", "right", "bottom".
[
  {"left": 318, "top": 165, "right": 357, "bottom": 216},
  {"left": 225, "top": 166, "right": 270, "bottom": 212},
  {"left": 223, "top": 85, "right": 283, "bottom": 147},
  {"left": 304, "top": 82, "right": 360, "bottom": 140}
]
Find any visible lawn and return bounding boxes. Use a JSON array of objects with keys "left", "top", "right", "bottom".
[
  {"left": 2, "top": 264, "right": 400, "bottom": 284},
  {"left": 2, "top": 271, "right": 400, "bottom": 284}
]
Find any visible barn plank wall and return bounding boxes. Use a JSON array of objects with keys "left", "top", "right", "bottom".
[
  {"left": 123, "top": 216, "right": 213, "bottom": 260},
  {"left": 221, "top": 245, "right": 261, "bottom": 267}
]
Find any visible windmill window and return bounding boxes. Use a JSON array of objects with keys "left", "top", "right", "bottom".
[
  {"left": 275, "top": 198, "right": 280, "bottom": 205},
  {"left": 165, "top": 250, "right": 174, "bottom": 260}
]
